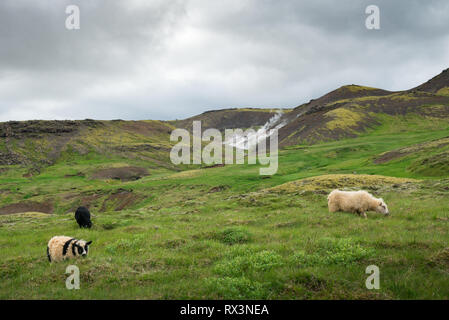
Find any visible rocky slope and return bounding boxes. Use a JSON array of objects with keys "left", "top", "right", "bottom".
[
  {"left": 274, "top": 68, "right": 449, "bottom": 146},
  {"left": 1, "top": 68, "right": 449, "bottom": 169}
]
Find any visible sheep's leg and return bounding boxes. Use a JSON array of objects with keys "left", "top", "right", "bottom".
[{"left": 355, "top": 209, "right": 367, "bottom": 219}]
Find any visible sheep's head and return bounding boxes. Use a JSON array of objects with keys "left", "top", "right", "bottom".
[
  {"left": 376, "top": 199, "right": 389, "bottom": 215},
  {"left": 75, "top": 240, "right": 92, "bottom": 257}
]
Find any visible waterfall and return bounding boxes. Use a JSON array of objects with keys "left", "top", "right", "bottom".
[{"left": 224, "top": 110, "right": 286, "bottom": 150}]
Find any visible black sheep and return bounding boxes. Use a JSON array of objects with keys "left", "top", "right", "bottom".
[{"left": 75, "top": 206, "right": 92, "bottom": 228}]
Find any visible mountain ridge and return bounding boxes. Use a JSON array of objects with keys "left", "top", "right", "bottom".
[{"left": 0, "top": 68, "right": 449, "bottom": 168}]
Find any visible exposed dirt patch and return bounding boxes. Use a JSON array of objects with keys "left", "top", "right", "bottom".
[
  {"left": 0, "top": 201, "right": 53, "bottom": 215},
  {"left": 63, "top": 192, "right": 104, "bottom": 213},
  {"left": 209, "top": 185, "right": 229, "bottom": 193},
  {"left": 80, "top": 194, "right": 102, "bottom": 206},
  {"left": 65, "top": 187, "right": 147, "bottom": 213},
  {"left": 64, "top": 171, "right": 85, "bottom": 178},
  {"left": 91, "top": 166, "right": 149, "bottom": 181},
  {"left": 100, "top": 189, "right": 141, "bottom": 211},
  {"left": 203, "top": 163, "right": 225, "bottom": 169},
  {"left": 374, "top": 151, "right": 410, "bottom": 164}
]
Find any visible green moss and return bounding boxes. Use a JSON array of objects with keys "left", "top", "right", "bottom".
[
  {"left": 436, "top": 87, "right": 449, "bottom": 96},
  {"left": 324, "top": 107, "right": 364, "bottom": 131},
  {"left": 343, "top": 85, "right": 380, "bottom": 93},
  {"left": 390, "top": 93, "right": 419, "bottom": 101},
  {"left": 269, "top": 174, "right": 418, "bottom": 193}
]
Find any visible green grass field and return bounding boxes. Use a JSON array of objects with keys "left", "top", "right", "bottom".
[{"left": 1, "top": 115, "right": 449, "bottom": 299}]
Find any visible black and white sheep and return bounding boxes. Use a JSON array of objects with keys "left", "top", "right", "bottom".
[
  {"left": 75, "top": 206, "right": 92, "bottom": 228},
  {"left": 327, "top": 189, "right": 389, "bottom": 218},
  {"left": 47, "top": 236, "right": 92, "bottom": 262}
]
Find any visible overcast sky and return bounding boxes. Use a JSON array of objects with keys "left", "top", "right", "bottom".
[{"left": 0, "top": 0, "right": 448, "bottom": 121}]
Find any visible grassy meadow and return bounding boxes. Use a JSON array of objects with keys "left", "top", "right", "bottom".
[{"left": 0, "top": 115, "right": 449, "bottom": 299}]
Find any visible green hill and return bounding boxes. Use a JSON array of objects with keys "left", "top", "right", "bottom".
[
  {"left": 277, "top": 69, "right": 449, "bottom": 146},
  {"left": 0, "top": 69, "right": 448, "bottom": 299}
]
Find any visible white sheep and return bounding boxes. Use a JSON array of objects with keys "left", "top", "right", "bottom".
[
  {"left": 327, "top": 189, "right": 389, "bottom": 218},
  {"left": 47, "top": 236, "right": 92, "bottom": 262}
]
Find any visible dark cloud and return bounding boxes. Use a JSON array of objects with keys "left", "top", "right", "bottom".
[{"left": 0, "top": 0, "right": 448, "bottom": 121}]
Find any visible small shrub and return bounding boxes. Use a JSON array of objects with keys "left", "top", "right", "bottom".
[
  {"left": 214, "top": 256, "right": 247, "bottom": 277},
  {"left": 292, "top": 238, "right": 374, "bottom": 266},
  {"left": 214, "top": 250, "right": 283, "bottom": 276},
  {"left": 251, "top": 250, "right": 284, "bottom": 271},
  {"left": 215, "top": 227, "right": 252, "bottom": 245}
]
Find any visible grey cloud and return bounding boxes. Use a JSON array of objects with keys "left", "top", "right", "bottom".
[{"left": 0, "top": 0, "right": 448, "bottom": 121}]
